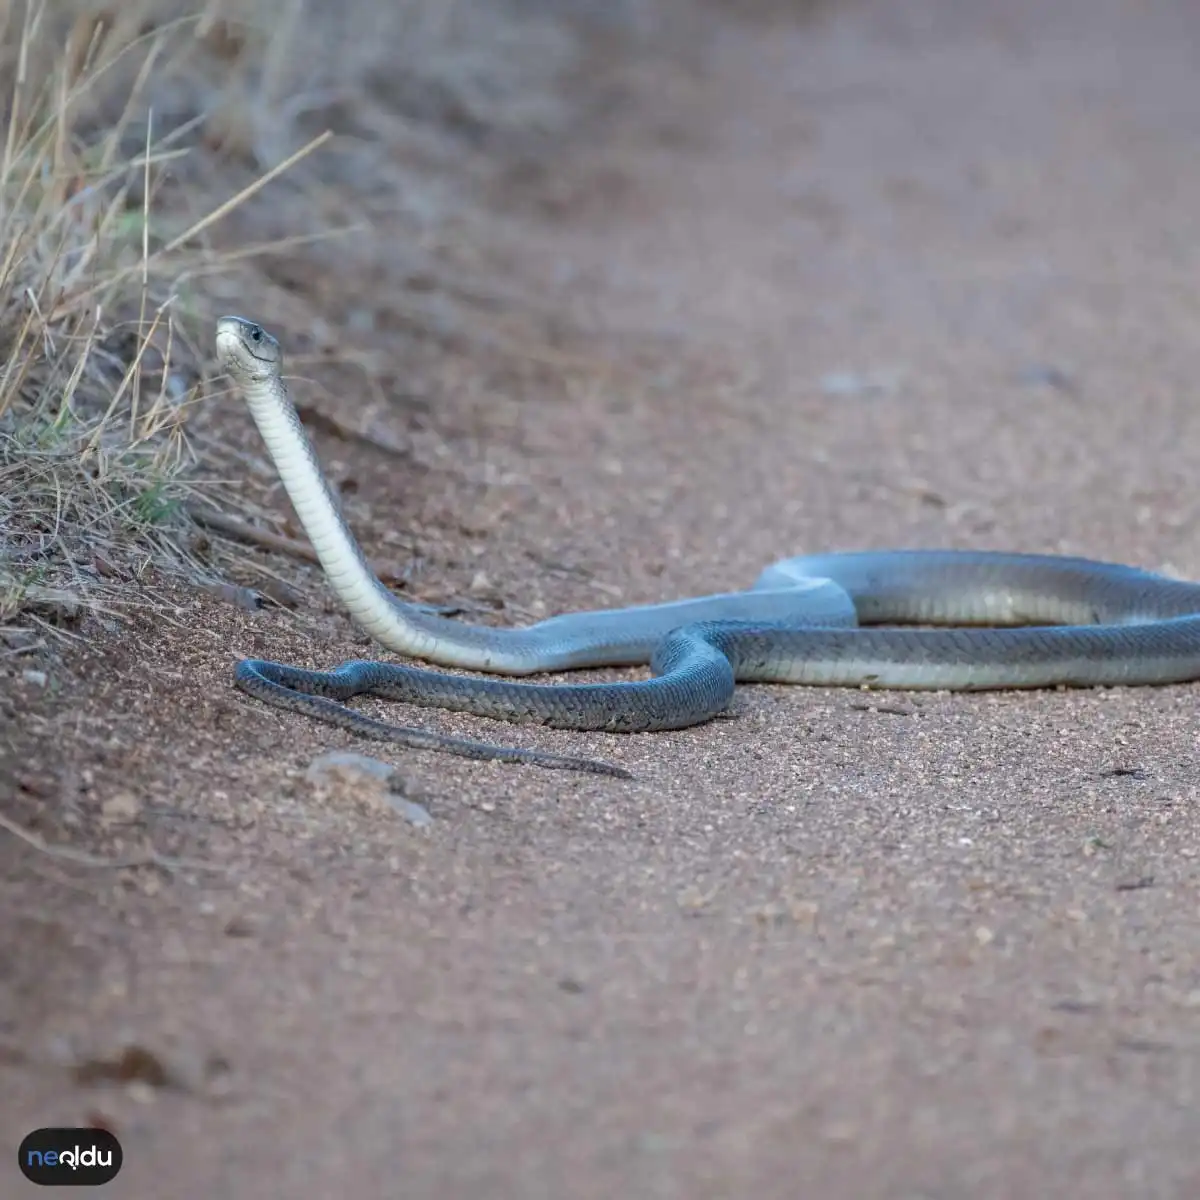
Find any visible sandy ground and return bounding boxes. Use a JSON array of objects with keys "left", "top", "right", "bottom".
[{"left": 5, "top": 0, "right": 1200, "bottom": 1195}]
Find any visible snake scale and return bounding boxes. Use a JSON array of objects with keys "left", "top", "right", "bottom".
[{"left": 216, "top": 315, "right": 1200, "bottom": 777}]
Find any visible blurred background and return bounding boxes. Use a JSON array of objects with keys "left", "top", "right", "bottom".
[{"left": 7, "top": 5, "right": 1200, "bottom": 1196}]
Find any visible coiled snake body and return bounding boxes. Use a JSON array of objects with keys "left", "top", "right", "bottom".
[{"left": 216, "top": 316, "right": 1200, "bottom": 777}]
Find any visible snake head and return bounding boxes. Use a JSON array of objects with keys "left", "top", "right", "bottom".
[{"left": 216, "top": 315, "right": 282, "bottom": 382}]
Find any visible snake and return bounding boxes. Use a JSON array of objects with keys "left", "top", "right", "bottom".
[{"left": 216, "top": 314, "right": 1200, "bottom": 777}]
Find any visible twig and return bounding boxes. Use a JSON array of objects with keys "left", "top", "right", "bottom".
[
  {"left": 187, "top": 503, "right": 313, "bottom": 560},
  {"left": 849, "top": 701, "right": 916, "bottom": 717},
  {"left": 187, "top": 503, "right": 410, "bottom": 584},
  {"left": 0, "top": 812, "right": 225, "bottom": 873}
]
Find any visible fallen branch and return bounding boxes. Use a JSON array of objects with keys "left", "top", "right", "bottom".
[{"left": 187, "top": 504, "right": 410, "bottom": 585}]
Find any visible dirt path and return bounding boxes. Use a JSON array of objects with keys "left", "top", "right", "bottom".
[{"left": 6, "top": 1, "right": 1200, "bottom": 1195}]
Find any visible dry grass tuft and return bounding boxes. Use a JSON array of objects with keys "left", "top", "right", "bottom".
[
  {"left": 0, "top": 0, "right": 672, "bottom": 643},
  {"left": 0, "top": 2, "right": 338, "bottom": 637}
]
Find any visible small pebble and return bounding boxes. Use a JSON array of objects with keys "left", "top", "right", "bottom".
[
  {"left": 307, "top": 751, "right": 396, "bottom": 785},
  {"left": 200, "top": 581, "right": 264, "bottom": 611},
  {"left": 1016, "top": 363, "right": 1075, "bottom": 393},
  {"left": 819, "top": 368, "right": 902, "bottom": 398},
  {"left": 21, "top": 669, "right": 47, "bottom": 687},
  {"left": 306, "top": 751, "right": 433, "bottom": 825},
  {"left": 390, "top": 798, "right": 433, "bottom": 827},
  {"left": 347, "top": 307, "right": 376, "bottom": 333}
]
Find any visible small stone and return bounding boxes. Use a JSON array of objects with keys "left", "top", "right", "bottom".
[
  {"left": 308, "top": 750, "right": 397, "bottom": 787},
  {"left": 306, "top": 751, "right": 431, "bottom": 823},
  {"left": 223, "top": 913, "right": 257, "bottom": 938},
  {"left": 819, "top": 368, "right": 902, "bottom": 398},
  {"left": 389, "top": 798, "right": 433, "bottom": 827},
  {"left": 347, "top": 307, "right": 376, "bottom": 333},
  {"left": 1016, "top": 363, "right": 1075, "bottom": 393},
  {"left": 125, "top": 1081, "right": 158, "bottom": 1105},
  {"left": 202, "top": 581, "right": 264, "bottom": 610},
  {"left": 21, "top": 669, "right": 47, "bottom": 687}
]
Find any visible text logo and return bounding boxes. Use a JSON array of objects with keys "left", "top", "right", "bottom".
[{"left": 18, "top": 1128, "right": 123, "bottom": 1186}]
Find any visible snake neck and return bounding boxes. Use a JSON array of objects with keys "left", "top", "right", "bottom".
[
  {"left": 241, "top": 376, "right": 537, "bottom": 670},
  {"left": 235, "top": 375, "right": 861, "bottom": 679}
]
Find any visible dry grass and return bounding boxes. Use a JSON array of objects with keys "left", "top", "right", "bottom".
[
  {"left": 0, "top": 0, "right": 674, "bottom": 644},
  {"left": 0, "top": 2, "right": 341, "bottom": 639}
]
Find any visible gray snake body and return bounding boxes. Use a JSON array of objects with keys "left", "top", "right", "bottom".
[{"left": 217, "top": 316, "right": 1200, "bottom": 776}]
